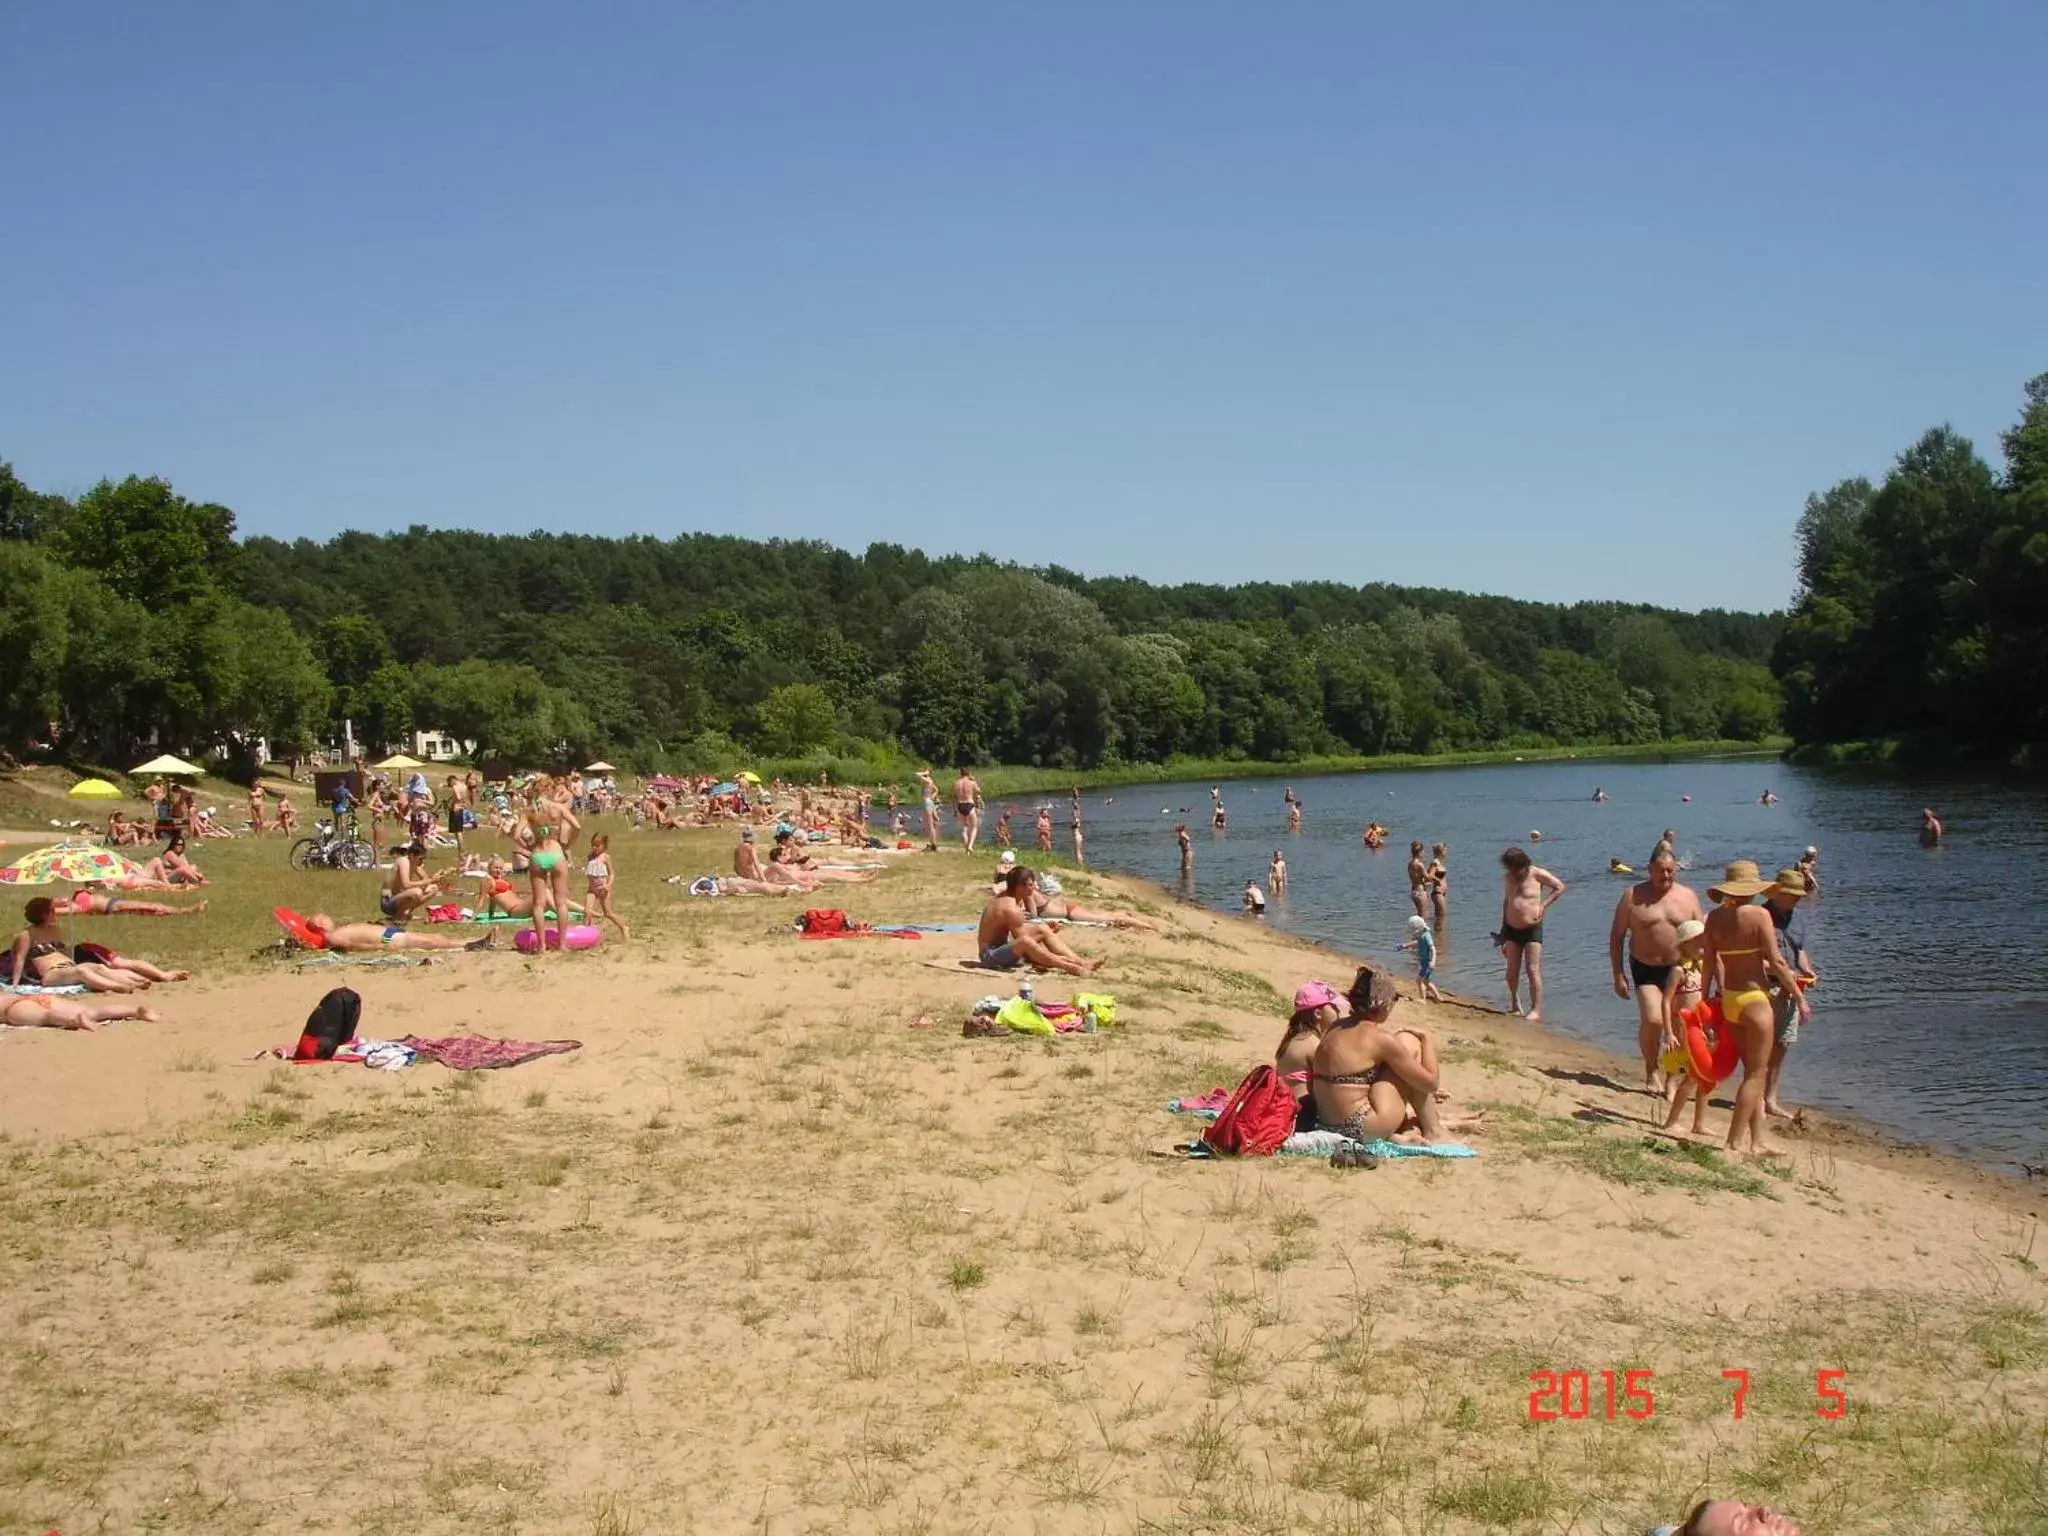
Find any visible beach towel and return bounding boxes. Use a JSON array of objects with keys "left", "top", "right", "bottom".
[
  {"left": 872, "top": 922, "right": 977, "bottom": 933},
  {"left": 400, "top": 1035, "right": 582, "bottom": 1070},
  {"left": 1184, "top": 1134, "right": 1477, "bottom": 1160},
  {"left": 1168, "top": 1088, "right": 1232, "bottom": 1116},
  {"left": 3, "top": 982, "right": 89, "bottom": 996},
  {"left": 293, "top": 953, "right": 436, "bottom": 971}
]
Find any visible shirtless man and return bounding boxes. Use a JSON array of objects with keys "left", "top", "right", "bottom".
[
  {"left": 1497, "top": 845, "right": 1566, "bottom": 1022},
  {"left": 304, "top": 914, "right": 492, "bottom": 954},
  {"left": 1405, "top": 841, "right": 1430, "bottom": 919},
  {"left": 954, "top": 769, "right": 983, "bottom": 854},
  {"left": 1608, "top": 851, "right": 1702, "bottom": 1092},
  {"left": 1209, "top": 786, "right": 1226, "bottom": 830},
  {"left": 1035, "top": 807, "right": 1053, "bottom": 852},
  {"left": 976, "top": 866, "right": 1100, "bottom": 976},
  {"left": 380, "top": 844, "right": 443, "bottom": 921},
  {"left": 736, "top": 827, "right": 809, "bottom": 890},
  {"left": 1919, "top": 808, "right": 1942, "bottom": 847}
]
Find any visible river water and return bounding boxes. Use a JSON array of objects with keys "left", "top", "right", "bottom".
[{"left": 1044, "top": 759, "right": 2048, "bottom": 1172}]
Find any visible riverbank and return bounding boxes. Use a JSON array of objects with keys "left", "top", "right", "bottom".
[
  {"left": 1, "top": 831, "right": 2039, "bottom": 1534},
  {"left": 967, "top": 738, "right": 1785, "bottom": 798}
]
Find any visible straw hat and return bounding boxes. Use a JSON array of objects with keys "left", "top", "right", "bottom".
[
  {"left": 1674, "top": 918, "right": 1705, "bottom": 944},
  {"left": 1767, "top": 867, "right": 1810, "bottom": 900},
  {"left": 1707, "top": 859, "right": 1772, "bottom": 900}
]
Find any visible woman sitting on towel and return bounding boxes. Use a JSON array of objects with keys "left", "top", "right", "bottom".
[
  {"left": 1310, "top": 967, "right": 1484, "bottom": 1146},
  {"left": 161, "top": 833, "right": 209, "bottom": 887},
  {"left": 9, "top": 898, "right": 152, "bottom": 993},
  {"left": 1278, "top": 981, "right": 1349, "bottom": 1131}
]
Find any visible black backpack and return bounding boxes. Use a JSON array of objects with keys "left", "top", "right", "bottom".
[{"left": 292, "top": 987, "right": 362, "bottom": 1061}]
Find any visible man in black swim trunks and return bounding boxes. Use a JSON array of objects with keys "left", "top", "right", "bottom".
[
  {"left": 1496, "top": 845, "right": 1565, "bottom": 1022},
  {"left": 1607, "top": 850, "right": 1702, "bottom": 1093}
]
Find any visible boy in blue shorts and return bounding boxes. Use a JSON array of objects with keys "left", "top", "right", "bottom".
[{"left": 1402, "top": 915, "right": 1443, "bottom": 1003}]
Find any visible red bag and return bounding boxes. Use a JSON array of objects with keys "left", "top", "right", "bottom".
[
  {"left": 1201, "top": 1065, "right": 1299, "bottom": 1156},
  {"left": 799, "top": 909, "right": 849, "bottom": 936}
]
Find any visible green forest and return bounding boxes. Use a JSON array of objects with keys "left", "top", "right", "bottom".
[
  {"left": 0, "top": 465, "right": 1785, "bottom": 777},
  {"left": 1774, "top": 371, "right": 2048, "bottom": 765},
  {"left": 0, "top": 459, "right": 1784, "bottom": 776}
]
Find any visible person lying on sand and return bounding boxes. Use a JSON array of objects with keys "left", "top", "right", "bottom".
[
  {"left": 977, "top": 866, "right": 1101, "bottom": 977},
  {"left": 473, "top": 856, "right": 584, "bottom": 922},
  {"left": 1310, "top": 967, "right": 1486, "bottom": 1145},
  {"left": 301, "top": 915, "right": 493, "bottom": 954},
  {"left": 62, "top": 889, "right": 207, "bottom": 918},
  {"left": 0, "top": 992, "right": 159, "bottom": 1030},
  {"left": 10, "top": 898, "right": 152, "bottom": 992},
  {"left": 985, "top": 851, "right": 1160, "bottom": 930},
  {"left": 69, "top": 941, "right": 188, "bottom": 984},
  {"left": 773, "top": 829, "right": 874, "bottom": 882},
  {"left": 1651, "top": 1499, "right": 1800, "bottom": 1536}
]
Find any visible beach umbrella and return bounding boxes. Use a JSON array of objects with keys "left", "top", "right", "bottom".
[
  {"left": 132, "top": 753, "right": 204, "bottom": 776},
  {"left": 67, "top": 779, "right": 123, "bottom": 800},
  {"left": 375, "top": 753, "right": 426, "bottom": 771},
  {"left": 584, "top": 761, "right": 616, "bottom": 773},
  {"left": 0, "top": 840, "right": 149, "bottom": 887},
  {"left": 709, "top": 780, "right": 739, "bottom": 796},
  {"left": 735, "top": 771, "right": 763, "bottom": 784}
]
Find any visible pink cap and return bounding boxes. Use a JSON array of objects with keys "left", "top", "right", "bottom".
[{"left": 1294, "top": 980, "right": 1340, "bottom": 1011}]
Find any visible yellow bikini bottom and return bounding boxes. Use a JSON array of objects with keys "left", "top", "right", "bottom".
[{"left": 1721, "top": 988, "right": 1769, "bottom": 1022}]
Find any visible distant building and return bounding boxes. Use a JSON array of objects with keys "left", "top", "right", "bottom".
[{"left": 412, "top": 730, "right": 473, "bottom": 763}]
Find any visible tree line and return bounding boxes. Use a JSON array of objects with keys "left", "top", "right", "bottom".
[
  {"left": 1773, "top": 372, "right": 2048, "bottom": 764},
  {"left": 1, "top": 456, "right": 1783, "bottom": 774}
]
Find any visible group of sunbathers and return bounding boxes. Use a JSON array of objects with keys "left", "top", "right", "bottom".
[
  {"left": 974, "top": 852, "right": 1163, "bottom": 976},
  {"left": 5, "top": 897, "right": 193, "bottom": 1010}
]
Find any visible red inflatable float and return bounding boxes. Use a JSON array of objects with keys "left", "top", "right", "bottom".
[
  {"left": 1678, "top": 1000, "right": 1742, "bottom": 1087},
  {"left": 274, "top": 906, "right": 327, "bottom": 950}
]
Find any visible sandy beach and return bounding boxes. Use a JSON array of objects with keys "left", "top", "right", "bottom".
[{"left": 2, "top": 827, "right": 2043, "bottom": 1535}]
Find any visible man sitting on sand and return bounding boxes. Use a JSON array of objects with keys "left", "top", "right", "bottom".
[
  {"left": 381, "top": 844, "right": 444, "bottom": 921},
  {"left": 302, "top": 914, "right": 492, "bottom": 953},
  {"left": 977, "top": 866, "right": 1101, "bottom": 976},
  {"left": 989, "top": 850, "right": 1161, "bottom": 931}
]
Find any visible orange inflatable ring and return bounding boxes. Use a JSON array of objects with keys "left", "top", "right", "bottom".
[
  {"left": 1680, "top": 1000, "right": 1742, "bottom": 1086},
  {"left": 273, "top": 906, "right": 327, "bottom": 950}
]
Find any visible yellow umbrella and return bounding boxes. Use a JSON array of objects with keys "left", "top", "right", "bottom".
[
  {"left": 132, "top": 753, "right": 204, "bottom": 776},
  {"left": 67, "top": 778, "right": 123, "bottom": 800},
  {"left": 736, "top": 771, "right": 763, "bottom": 784},
  {"left": 375, "top": 753, "right": 426, "bottom": 770}
]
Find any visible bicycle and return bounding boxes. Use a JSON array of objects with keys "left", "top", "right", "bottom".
[{"left": 289, "top": 817, "right": 375, "bottom": 871}]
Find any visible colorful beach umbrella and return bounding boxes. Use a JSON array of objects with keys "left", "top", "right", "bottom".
[
  {"left": 132, "top": 753, "right": 204, "bottom": 776},
  {"left": 709, "top": 780, "right": 739, "bottom": 795},
  {"left": 0, "top": 840, "right": 149, "bottom": 887},
  {"left": 67, "top": 778, "right": 123, "bottom": 800}
]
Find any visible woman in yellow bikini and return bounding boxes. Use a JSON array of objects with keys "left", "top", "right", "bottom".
[
  {"left": 518, "top": 776, "right": 581, "bottom": 957},
  {"left": 1701, "top": 861, "right": 1810, "bottom": 1157}
]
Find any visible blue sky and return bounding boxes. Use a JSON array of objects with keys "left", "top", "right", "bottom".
[{"left": 5, "top": 1, "right": 2042, "bottom": 610}]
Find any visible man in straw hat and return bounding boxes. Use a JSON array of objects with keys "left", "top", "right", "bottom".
[
  {"left": 1608, "top": 848, "right": 1703, "bottom": 1095},
  {"left": 1702, "top": 860, "right": 1811, "bottom": 1156},
  {"left": 1760, "top": 867, "right": 1818, "bottom": 1119}
]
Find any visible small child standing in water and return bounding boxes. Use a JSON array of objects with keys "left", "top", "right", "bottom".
[
  {"left": 1270, "top": 850, "right": 1288, "bottom": 892},
  {"left": 995, "top": 807, "right": 1014, "bottom": 848},
  {"left": 584, "top": 834, "right": 629, "bottom": 940},
  {"left": 1401, "top": 914, "right": 1443, "bottom": 1003}
]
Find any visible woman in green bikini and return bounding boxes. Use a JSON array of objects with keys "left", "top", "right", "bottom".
[{"left": 519, "top": 776, "right": 581, "bottom": 956}]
